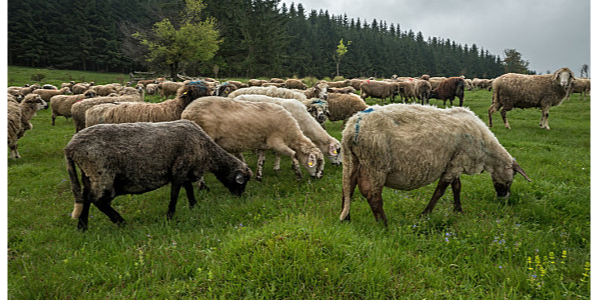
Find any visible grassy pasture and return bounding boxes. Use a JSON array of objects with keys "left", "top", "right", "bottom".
[{"left": 6, "top": 67, "right": 590, "bottom": 299}]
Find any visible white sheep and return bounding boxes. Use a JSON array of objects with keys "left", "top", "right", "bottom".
[
  {"left": 227, "top": 86, "right": 308, "bottom": 102},
  {"left": 340, "top": 104, "right": 530, "bottom": 225},
  {"left": 7, "top": 94, "right": 48, "bottom": 159},
  {"left": 234, "top": 94, "right": 342, "bottom": 173},
  {"left": 181, "top": 96, "right": 324, "bottom": 181}
]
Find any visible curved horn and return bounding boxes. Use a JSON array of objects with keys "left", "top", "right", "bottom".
[{"left": 513, "top": 159, "right": 531, "bottom": 182}]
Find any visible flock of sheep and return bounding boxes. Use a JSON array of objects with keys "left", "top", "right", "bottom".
[{"left": 6, "top": 67, "right": 590, "bottom": 230}]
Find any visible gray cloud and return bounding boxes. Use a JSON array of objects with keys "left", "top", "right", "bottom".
[{"left": 281, "top": 0, "right": 591, "bottom": 75}]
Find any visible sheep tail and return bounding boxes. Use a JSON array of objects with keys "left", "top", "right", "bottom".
[{"left": 66, "top": 155, "right": 84, "bottom": 219}]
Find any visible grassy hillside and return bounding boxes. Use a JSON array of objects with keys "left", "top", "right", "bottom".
[{"left": 7, "top": 67, "right": 590, "bottom": 299}]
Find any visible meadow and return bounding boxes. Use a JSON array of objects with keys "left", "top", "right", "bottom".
[{"left": 6, "top": 67, "right": 590, "bottom": 299}]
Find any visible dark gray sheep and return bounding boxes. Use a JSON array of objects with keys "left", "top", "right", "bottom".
[{"left": 65, "top": 120, "right": 253, "bottom": 231}]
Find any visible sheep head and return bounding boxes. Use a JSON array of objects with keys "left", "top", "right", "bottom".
[
  {"left": 296, "top": 146, "right": 325, "bottom": 179},
  {"left": 491, "top": 158, "right": 531, "bottom": 198},
  {"left": 553, "top": 67, "right": 575, "bottom": 91}
]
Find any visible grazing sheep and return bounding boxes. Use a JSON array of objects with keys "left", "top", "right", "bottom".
[
  {"left": 181, "top": 96, "right": 324, "bottom": 181},
  {"left": 84, "top": 82, "right": 212, "bottom": 128},
  {"left": 89, "top": 84, "right": 119, "bottom": 97},
  {"left": 7, "top": 94, "right": 48, "bottom": 159},
  {"left": 350, "top": 78, "right": 365, "bottom": 91},
  {"left": 327, "top": 79, "right": 351, "bottom": 88},
  {"left": 340, "top": 104, "right": 531, "bottom": 225},
  {"left": 226, "top": 80, "right": 248, "bottom": 89},
  {"left": 248, "top": 79, "right": 268, "bottom": 86},
  {"left": 414, "top": 79, "right": 433, "bottom": 105},
  {"left": 234, "top": 94, "right": 342, "bottom": 167},
  {"left": 303, "top": 99, "right": 329, "bottom": 126},
  {"left": 146, "top": 83, "right": 158, "bottom": 95},
  {"left": 269, "top": 78, "right": 285, "bottom": 84},
  {"left": 227, "top": 86, "right": 308, "bottom": 102},
  {"left": 325, "top": 93, "right": 369, "bottom": 127},
  {"left": 298, "top": 81, "right": 329, "bottom": 100},
  {"left": 32, "top": 87, "right": 72, "bottom": 102},
  {"left": 65, "top": 120, "right": 253, "bottom": 231},
  {"left": 429, "top": 77, "right": 466, "bottom": 106},
  {"left": 568, "top": 77, "right": 591, "bottom": 100},
  {"left": 488, "top": 67, "right": 575, "bottom": 130},
  {"left": 158, "top": 81, "right": 184, "bottom": 99},
  {"left": 360, "top": 80, "right": 399, "bottom": 104},
  {"left": 71, "top": 94, "right": 144, "bottom": 132},
  {"left": 261, "top": 82, "right": 286, "bottom": 88},
  {"left": 49, "top": 92, "right": 94, "bottom": 125},
  {"left": 7, "top": 84, "right": 40, "bottom": 101},
  {"left": 285, "top": 79, "right": 308, "bottom": 90},
  {"left": 61, "top": 81, "right": 76, "bottom": 89},
  {"left": 397, "top": 80, "right": 416, "bottom": 103},
  {"left": 328, "top": 86, "right": 356, "bottom": 94}
]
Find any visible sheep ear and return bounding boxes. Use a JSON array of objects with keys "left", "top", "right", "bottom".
[
  {"left": 329, "top": 144, "right": 339, "bottom": 156},
  {"left": 512, "top": 159, "right": 531, "bottom": 182},
  {"left": 307, "top": 154, "right": 317, "bottom": 167}
]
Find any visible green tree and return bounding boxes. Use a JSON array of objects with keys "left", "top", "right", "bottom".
[
  {"left": 502, "top": 48, "right": 530, "bottom": 74},
  {"left": 333, "top": 38, "right": 351, "bottom": 77},
  {"left": 133, "top": 0, "right": 221, "bottom": 80}
]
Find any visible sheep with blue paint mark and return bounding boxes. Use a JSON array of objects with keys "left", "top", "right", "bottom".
[{"left": 340, "top": 104, "right": 531, "bottom": 226}]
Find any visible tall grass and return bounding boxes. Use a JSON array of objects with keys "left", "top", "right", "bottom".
[{"left": 6, "top": 67, "right": 590, "bottom": 299}]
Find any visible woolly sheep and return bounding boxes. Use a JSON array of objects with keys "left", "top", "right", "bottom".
[
  {"left": 340, "top": 104, "right": 531, "bottom": 225},
  {"left": 414, "top": 79, "right": 432, "bottom": 105},
  {"left": 7, "top": 94, "right": 48, "bottom": 159},
  {"left": 325, "top": 93, "right": 369, "bottom": 127},
  {"left": 234, "top": 94, "right": 342, "bottom": 166},
  {"left": 84, "top": 82, "right": 212, "bottom": 128},
  {"left": 65, "top": 120, "right": 252, "bottom": 231},
  {"left": 71, "top": 94, "right": 144, "bottom": 132},
  {"left": 49, "top": 91, "right": 95, "bottom": 125},
  {"left": 227, "top": 86, "right": 308, "bottom": 102},
  {"left": 249, "top": 79, "right": 268, "bottom": 86},
  {"left": 298, "top": 81, "right": 329, "bottom": 100},
  {"left": 327, "top": 79, "right": 351, "bottom": 88},
  {"left": 568, "top": 77, "right": 591, "bottom": 100},
  {"left": 181, "top": 96, "right": 324, "bottom": 181},
  {"left": 285, "top": 79, "right": 308, "bottom": 90},
  {"left": 360, "top": 80, "right": 399, "bottom": 104},
  {"left": 303, "top": 99, "right": 329, "bottom": 126},
  {"left": 488, "top": 67, "right": 575, "bottom": 130},
  {"left": 8, "top": 83, "right": 40, "bottom": 101},
  {"left": 158, "top": 81, "right": 184, "bottom": 99},
  {"left": 32, "top": 87, "right": 71, "bottom": 102},
  {"left": 429, "top": 77, "right": 466, "bottom": 106}
]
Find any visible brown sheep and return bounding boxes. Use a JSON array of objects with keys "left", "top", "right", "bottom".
[
  {"left": 414, "top": 80, "right": 432, "bottom": 105},
  {"left": 488, "top": 67, "right": 575, "bottom": 130},
  {"left": 285, "top": 79, "right": 308, "bottom": 90},
  {"left": 32, "top": 87, "right": 71, "bottom": 102},
  {"left": 360, "top": 80, "right": 399, "bottom": 104},
  {"left": 326, "top": 93, "right": 369, "bottom": 127},
  {"left": 249, "top": 79, "right": 268, "bottom": 86},
  {"left": 428, "top": 77, "right": 466, "bottom": 106},
  {"left": 7, "top": 94, "right": 48, "bottom": 159}
]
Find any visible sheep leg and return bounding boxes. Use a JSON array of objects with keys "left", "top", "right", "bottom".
[
  {"left": 255, "top": 150, "right": 266, "bottom": 182},
  {"left": 273, "top": 153, "right": 281, "bottom": 172},
  {"left": 451, "top": 178, "right": 463, "bottom": 212},
  {"left": 540, "top": 107, "right": 550, "bottom": 130},
  {"left": 487, "top": 103, "right": 501, "bottom": 127},
  {"left": 421, "top": 178, "right": 452, "bottom": 214},
  {"left": 51, "top": 114, "right": 56, "bottom": 126},
  {"left": 500, "top": 108, "right": 511, "bottom": 129},
  {"left": 93, "top": 200, "right": 126, "bottom": 226},
  {"left": 184, "top": 181, "right": 197, "bottom": 208},
  {"left": 356, "top": 167, "right": 387, "bottom": 226},
  {"left": 167, "top": 182, "right": 183, "bottom": 219},
  {"left": 268, "top": 140, "right": 303, "bottom": 180}
]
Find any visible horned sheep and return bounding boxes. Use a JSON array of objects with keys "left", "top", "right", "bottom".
[
  {"left": 488, "top": 67, "right": 575, "bottom": 130},
  {"left": 65, "top": 120, "right": 253, "bottom": 231},
  {"left": 7, "top": 94, "right": 48, "bottom": 159},
  {"left": 181, "top": 96, "right": 324, "bottom": 181},
  {"left": 340, "top": 104, "right": 530, "bottom": 225}
]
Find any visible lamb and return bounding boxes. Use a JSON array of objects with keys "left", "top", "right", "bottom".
[
  {"left": 340, "top": 104, "right": 531, "bottom": 225},
  {"left": 227, "top": 86, "right": 308, "bottom": 102},
  {"left": 488, "top": 67, "right": 575, "bottom": 130},
  {"left": 234, "top": 94, "right": 342, "bottom": 167},
  {"left": 359, "top": 80, "right": 399, "bottom": 104},
  {"left": 84, "top": 81, "right": 212, "bottom": 128},
  {"left": 49, "top": 91, "right": 94, "bottom": 125},
  {"left": 32, "top": 87, "right": 72, "bottom": 102},
  {"left": 414, "top": 79, "right": 432, "bottom": 105},
  {"left": 7, "top": 94, "right": 48, "bottom": 159},
  {"left": 71, "top": 94, "right": 144, "bottom": 132},
  {"left": 65, "top": 120, "right": 252, "bottom": 231},
  {"left": 181, "top": 96, "right": 324, "bottom": 181},
  {"left": 428, "top": 77, "right": 466, "bottom": 106}
]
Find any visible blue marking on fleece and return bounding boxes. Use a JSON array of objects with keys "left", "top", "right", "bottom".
[{"left": 354, "top": 107, "right": 375, "bottom": 144}]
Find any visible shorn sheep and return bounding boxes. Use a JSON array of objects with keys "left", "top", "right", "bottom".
[
  {"left": 84, "top": 81, "right": 212, "bottom": 128},
  {"left": 7, "top": 94, "right": 48, "bottom": 159},
  {"left": 182, "top": 96, "right": 324, "bottom": 181},
  {"left": 488, "top": 67, "right": 575, "bottom": 130},
  {"left": 428, "top": 77, "right": 466, "bottom": 106},
  {"left": 65, "top": 120, "right": 253, "bottom": 231},
  {"left": 340, "top": 104, "right": 530, "bottom": 226}
]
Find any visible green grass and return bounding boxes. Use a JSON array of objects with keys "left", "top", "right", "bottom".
[{"left": 7, "top": 67, "right": 590, "bottom": 299}]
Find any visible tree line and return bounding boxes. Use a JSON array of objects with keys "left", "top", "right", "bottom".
[{"left": 8, "top": 0, "right": 526, "bottom": 79}]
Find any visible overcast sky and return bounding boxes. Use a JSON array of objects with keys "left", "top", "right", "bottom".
[{"left": 280, "top": 0, "right": 591, "bottom": 76}]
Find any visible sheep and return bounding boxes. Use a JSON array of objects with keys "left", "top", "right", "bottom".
[
  {"left": 227, "top": 86, "right": 308, "bottom": 102},
  {"left": 428, "top": 77, "right": 466, "bottom": 106},
  {"left": 146, "top": 83, "right": 158, "bottom": 95},
  {"left": 158, "top": 81, "right": 184, "bottom": 99},
  {"left": 32, "top": 87, "right": 72, "bottom": 102},
  {"left": 248, "top": 79, "right": 268, "bottom": 86},
  {"left": 71, "top": 94, "right": 144, "bottom": 132},
  {"left": 325, "top": 93, "right": 369, "bottom": 128},
  {"left": 397, "top": 80, "right": 416, "bottom": 103},
  {"left": 359, "top": 80, "right": 399, "bottom": 104},
  {"left": 568, "top": 77, "right": 591, "bottom": 100},
  {"left": 414, "top": 79, "right": 432, "bottom": 105},
  {"left": 7, "top": 94, "right": 48, "bottom": 159},
  {"left": 428, "top": 77, "right": 446, "bottom": 90},
  {"left": 61, "top": 81, "right": 76, "bottom": 89},
  {"left": 65, "top": 120, "right": 252, "bottom": 231},
  {"left": 225, "top": 80, "right": 248, "bottom": 89},
  {"left": 285, "top": 79, "right": 308, "bottom": 90},
  {"left": 269, "top": 78, "right": 285, "bottom": 84},
  {"left": 327, "top": 79, "right": 351, "bottom": 88},
  {"left": 42, "top": 84, "right": 58, "bottom": 90},
  {"left": 84, "top": 81, "right": 212, "bottom": 128},
  {"left": 298, "top": 81, "right": 329, "bottom": 100},
  {"left": 350, "top": 78, "right": 365, "bottom": 91},
  {"left": 89, "top": 84, "right": 118, "bottom": 97},
  {"left": 234, "top": 94, "right": 342, "bottom": 167},
  {"left": 49, "top": 92, "right": 94, "bottom": 125},
  {"left": 216, "top": 82, "right": 238, "bottom": 97},
  {"left": 303, "top": 99, "right": 329, "bottom": 126},
  {"left": 339, "top": 104, "right": 531, "bottom": 225},
  {"left": 488, "top": 67, "right": 575, "bottom": 130},
  {"left": 71, "top": 83, "right": 92, "bottom": 95},
  {"left": 327, "top": 86, "right": 356, "bottom": 94},
  {"left": 261, "top": 82, "right": 286, "bottom": 88},
  {"left": 7, "top": 84, "right": 40, "bottom": 101},
  {"left": 181, "top": 96, "right": 324, "bottom": 181}
]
